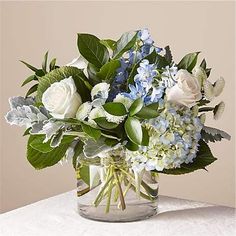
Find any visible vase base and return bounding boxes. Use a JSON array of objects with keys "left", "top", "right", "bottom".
[{"left": 78, "top": 202, "right": 158, "bottom": 222}]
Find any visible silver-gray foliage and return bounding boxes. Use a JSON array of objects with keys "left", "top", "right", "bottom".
[
  {"left": 201, "top": 126, "right": 231, "bottom": 143},
  {"left": 5, "top": 96, "right": 48, "bottom": 128}
]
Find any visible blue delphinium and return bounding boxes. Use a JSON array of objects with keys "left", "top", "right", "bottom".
[
  {"left": 122, "top": 59, "right": 164, "bottom": 104},
  {"left": 108, "top": 58, "right": 129, "bottom": 101}
]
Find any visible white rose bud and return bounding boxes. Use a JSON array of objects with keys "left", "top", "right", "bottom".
[
  {"left": 166, "top": 69, "right": 202, "bottom": 108},
  {"left": 192, "top": 66, "right": 207, "bottom": 87},
  {"left": 213, "top": 77, "right": 225, "bottom": 97},
  {"left": 42, "top": 77, "right": 82, "bottom": 119}
]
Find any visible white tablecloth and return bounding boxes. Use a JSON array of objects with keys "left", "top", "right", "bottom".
[{"left": 0, "top": 190, "right": 235, "bottom": 236}]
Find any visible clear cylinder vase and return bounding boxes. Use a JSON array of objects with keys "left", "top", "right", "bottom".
[{"left": 76, "top": 153, "right": 159, "bottom": 222}]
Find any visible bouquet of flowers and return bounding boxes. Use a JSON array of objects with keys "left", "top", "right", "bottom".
[{"left": 5, "top": 29, "right": 230, "bottom": 218}]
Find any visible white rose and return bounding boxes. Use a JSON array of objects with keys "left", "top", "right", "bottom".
[
  {"left": 166, "top": 69, "right": 202, "bottom": 108},
  {"left": 42, "top": 77, "right": 82, "bottom": 119}
]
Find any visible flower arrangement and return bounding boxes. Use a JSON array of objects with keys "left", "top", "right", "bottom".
[{"left": 5, "top": 29, "right": 230, "bottom": 218}]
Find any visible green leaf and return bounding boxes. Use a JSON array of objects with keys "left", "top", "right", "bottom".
[
  {"left": 158, "top": 140, "right": 217, "bottom": 175},
  {"left": 81, "top": 122, "right": 101, "bottom": 140},
  {"left": 72, "top": 141, "right": 84, "bottom": 169},
  {"left": 36, "top": 66, "right": 91, "bottom": 103},
  {"left": 27, "top": 135, "right": 73, "bottom": 169},
  {"left": 156, "top": 53, "right": 169, "bottom": 69},
  {"left": 200, "top": 59, "right": 207, "bottom": 69},
  {"left": 206, "top": 68, "right": 211, "bottom": 77},
  {"left": 77, "top": 165, "right": 90, "bottom": 186},
  {"left": 21, "top": 75, "right": 37, "bottom": 87},
  {"left": 146, "top": 102, "right": 159, "bottom": 110},
  {"left": 20, "top": 60, "right": 38, "bottom": 72},
  {"left": 141, "top": 126, "right": 149, "bottom": 146},
  {"left": 42, "top": 51, "right": 48, "bottom": 73},
  {"left": 96, "top": 60, "right": 120, "bottom": 81},
  {"left": 104, "top": 138, "right": 119, "bottom": 147},
  {"left": 124, "top": 117, "right": 143, "bottom": 145},
  {"left": 100, "top": 39, "right": 116, "bottom": 51},
  {"left": 135, "top": 106, "right": 159, "bottom": 119},
  {"left": 26, "top": 84, "right": 38, "bottom": 97},
  {"left": 129, "top": 98, "right": 143, "bottom": 116},
  {"left": 178, "top": 52, "right": 200, "bottom": 72},
  {"left": 30, "top": 135, "right": 54, "bottom": 153},
  {"left": 23, "top": 127, "right": 31, "bottom": 136},
  {"left": 113, "top": 31, "right": 138, "bottom": 59},
  {"left": 94, "top": 117, "right": 119, "bottom": 129},
  {"left": 103, "top": 102, "right": 127, "bottom": 116},
  {"left": 35, "top": 69, "right": 45, "bottom": 77},
  {"left": 125, "top": 140, "right": 139, "bottom": 151},
  {"left": 87, "top": 63, "right": 101, "bottom": 85},
  {"left": 49, "top": 58, "right": 57, "bottom": 71},
  {"left": 77, "top": 33, "right": 109, "bottom": 68}
]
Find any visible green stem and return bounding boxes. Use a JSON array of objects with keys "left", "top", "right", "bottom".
[
  {"left": 199, "top": 107, "right": 214, "bottom": 112},
  {"left": 105, "top": 179, "right": 113, "bottom": 213},
  {"left": 113, "top": 171, "right": 126, "bottom": 211},
  {"left": 93, "top": 175, "right": 114, "bottom": 207}
]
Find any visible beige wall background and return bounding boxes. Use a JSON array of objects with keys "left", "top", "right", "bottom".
[{"left": 0, "top": 1, "right": 235, "bottom": 213}]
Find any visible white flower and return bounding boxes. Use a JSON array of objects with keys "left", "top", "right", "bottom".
[
  {"left": 203, "top": 80, "right": 214, "bottom": 101},
  {"left": 67, "top": 56, "right": 87, "bottom": 69},
  {"left": 91, "top": 82, "right": 110, "bottom": 100},
  {"left": 192, "top": 66, "right": 207, "bottom": 87},
  {"left": 42, "top": 77, "right": 82, "bottom": 119},
  {"left": 213, "top": 77, "right": 225, "bottom": 97},
  {"left": 214, "top": 101, "right": 225, "bottom": 120},
  {"left": 166, "top": 69, "right": 202, "bottom": 108},
  {"left": 113, "top": 94, "right": 133, "bottom": 109},
  {"left": 76, "top": 102, "right": 92, "bottom": 121},
  {"left": 67, "top": 56, "right": 88, "bottom": 77}
]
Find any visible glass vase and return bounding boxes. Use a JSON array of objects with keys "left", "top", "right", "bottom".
[{"left": 76, "top": 151, "right": 159, "bottom": 222}]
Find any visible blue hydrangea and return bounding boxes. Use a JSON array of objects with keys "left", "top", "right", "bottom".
[{"left": 126, "top": 103, "right": 203, "bottom": 171}]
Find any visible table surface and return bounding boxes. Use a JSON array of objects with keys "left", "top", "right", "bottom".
[{"left": 0, "top": 190, "right": 235, "bottom": 236}]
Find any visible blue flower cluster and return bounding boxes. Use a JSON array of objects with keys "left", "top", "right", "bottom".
[
  {"left": 126, "top": 104, "right": 203, "bottom": 171},
  {"left": 108, "top": 29, "right": 164, "bottom": 101},
  {"left": 122, "top": 59, "right": 164, "bottom": 104}
]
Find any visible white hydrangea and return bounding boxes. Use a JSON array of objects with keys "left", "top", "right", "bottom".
[
  {"left": 113, "top": 94, "right": 133, "bottom": 110},
  {"left": 126, "top": 103, "right": 203, "bottom": 171}
]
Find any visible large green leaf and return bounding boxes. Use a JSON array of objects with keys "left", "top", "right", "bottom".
[
  {"left": 129, "top": 98, "right": 143, "bottom": 116},
  {"left": 103, "top": 102, "right": 127, "bottom": 116},
  {"left": 77, "top": 34, "right": 109, "bottom": 68},
  {"left": 36, "top": 66, "right": 91, "bottom": 103},
  {"left": 135, "top": 106, "right": 159, "bottom": 119},
  {"left": 72, "top": 141, "right": 84, "bottom": 169},
  {"left": 178, "top": 52, "right": 200, "bottom": 72},
  {"left": 100, "top": 39, "right": 116, "bottom": 51},
  {"left": 125, "top": 117, "right": 143, "bottom": 145},
  {"left": 27, "top": 135, "right": 73, "bottom": 169},
  {"left": 158, "top": 140, "right": 217, "bottom": 175},
  {"left": 29, "top": 135, "right": 54, "bottom": 153},
  {"left": 81, "top": 122, "right": 101, "bottom": 140},
  {"left": 113, "top": 31, "right": 138, "bottom": 59},
  {"left": 96, "top": 60, "right": 120, "bottom": 81},
  {"left": 94, "top": 117, "right": 119, "bottom": 129}
]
